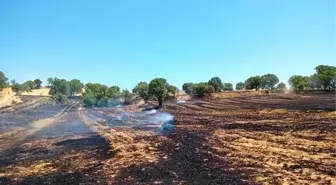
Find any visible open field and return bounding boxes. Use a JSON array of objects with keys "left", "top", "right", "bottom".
[{"left": 0, "top": 93, "right": 335, "bottom": 185}]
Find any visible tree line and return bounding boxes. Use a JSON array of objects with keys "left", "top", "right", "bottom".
[{"left": 0, "top": 64, "right": 335, "bottom": 107}]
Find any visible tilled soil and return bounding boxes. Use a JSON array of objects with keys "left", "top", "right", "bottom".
[{"left": 0, "top": 94, "right": 335, "bottom": 185}]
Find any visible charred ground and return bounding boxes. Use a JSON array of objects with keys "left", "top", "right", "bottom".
[{"left": 0, "top": 93, "right": 335, "bottom": 185}]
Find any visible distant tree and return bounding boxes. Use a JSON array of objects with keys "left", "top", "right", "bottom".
[
  {"left": 182, "top": 83, "right": 194, "bottom": 94},
  {"left": 260, "top": 74, "right": 279, "bottom": 90},
  {"left": 314, "top": 65, "right": 336, "bottom": 90},
  {"left": 69, "top": 79, "right": 84, "bottom": 95},
  {"left": 192, "top": 82, "right": 215, "bottom": 97},
  {"left": 276, "top": 82, "right": 287, "bottom": 92},
  {"left": 288, "top": 75, "right": 309, "bottom": 91},
  {"left": 208, "top": 77, "right": 224, "bottom": 92},
  {"left": 122, "top": 89, "right": 132, "bottom": 104},
  {"left": 34, "top": 79, "right": 42, "bottom": 89},
  {"left": 85, "top": 83, "right": 108, "bottom": 101},
  {"left": 11, "top": 80, "right": 24, "bottom": 94},
  {"left": 23, "top": 80, "right": 36, "bottom": 91},
  {"left": 0, "top": 71, "right": 9, "bottom": 89},
  {"left": 106, "top": 86, "right": 120, "bottom": 99},
  {"left": 223, "top": 83, "right": 233, "bottom": 91},
  {"left": 133, "top": 82, "right": 150, "bottom": 102},
  {"left": 307, "top": 74, "right": 322, "bottom": 90},
  {"left": 235, "top": 82, "right": 245, "bottom": 90},
  {"left": 245, "top": 76, "right": 262, "bottom": 90},
  {"left": 47, "top": 77, "right": 53, "bottom": 85},
  {"left": 149, "top": 78, "right": 170, "bottom": 107},
  {"left": 167, "top": 84, "right": 178, "bottom": 98},
  {"left": 48, "top": 78, "right": 70, "bottom": 96}
]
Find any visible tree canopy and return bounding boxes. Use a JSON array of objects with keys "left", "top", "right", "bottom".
[
  {"left": 208, "top": 77, "right": 224, "bottom": 92},
  {"left": 48, "top": 78, "right": 71, "bottom": 97},
  {"left": 245, "top": 76, "right": 262, "bottom": 90},
  {"left": 34, "top": 79, "right": 42, "bottom": 89},
  {"left": 222, "top": 83, "right": 233, "bottom": 91},
  {"left": 182, "top": 83, "right": 194, "bottom": 94},
  {"left": 276, "top": 82, "right": 287, "bottom": 91},
  {"left": 69, "top": 79, "right": 84, "bottom": 95},
  {"left": 0, "top": 71, "right": 9, "bottom": 89},
  {"left": 288, "top": 75, "right": 309, "bottom": 91},
  {"left": 23, "top": 80, "right": 36, "bottom": 91},
  {"left": 261, "top": 74, "right": 279, "bottom": 90},
  {"left": 149, "top": 78, "right": 170, "bottom": 107},
  {"left": 235, "top": 82, "right": 244, "bottom": 90},
  {"left": 192, "top": 82, "right": 215, "bottom": 97},
  {"left": 314, "top": 65, "right": 336, "bottom": 90},
  {"left": 133, "top": 82, "right": 150, "bottom": 102}
]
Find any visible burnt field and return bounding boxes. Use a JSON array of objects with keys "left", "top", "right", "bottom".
[{"left": 0, "top": 93, "right": 335, "bottom": 185}]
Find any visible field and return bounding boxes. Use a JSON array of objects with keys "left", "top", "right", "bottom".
[{"left": 0, "top": 93, "right": 335, "bottom": 185}]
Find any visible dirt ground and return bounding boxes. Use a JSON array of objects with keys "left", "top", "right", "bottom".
[{"left": 0, "top": 93, "right": 335, "bottom": 185}]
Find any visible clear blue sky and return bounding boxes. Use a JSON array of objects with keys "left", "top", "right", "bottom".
[{"left": 1, "top": 0, "right": 335, "bottom": 89}]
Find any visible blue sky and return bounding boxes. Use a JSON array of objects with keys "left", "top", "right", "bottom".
[{"left": 1, "top": 0, "right": 335, "bottom": 89}]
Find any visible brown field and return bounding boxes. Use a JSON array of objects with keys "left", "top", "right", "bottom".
[{"left": 0, "top": 93, "right": 335, "bottom": 185}]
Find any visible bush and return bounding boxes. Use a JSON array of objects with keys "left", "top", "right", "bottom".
[
  {"left": 193, "top": 83, "right": 215, "bottom": 97},
  {"left": 83, "top": 91, "right": 96, "bottom": 108},
  {"left": 52, "top": 92, "right": 68, "bottom": 103}
]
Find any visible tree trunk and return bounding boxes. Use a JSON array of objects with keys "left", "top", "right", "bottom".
[{"left": 158, "top": 98, "right": 163, "bottom": 108}]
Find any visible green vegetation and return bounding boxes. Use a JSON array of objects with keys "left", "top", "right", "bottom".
[
  {"left": 182, "top": 83, "right": 194, "bottom": 94},
  {"left": 149, "top": 78, "right": 171, "bottom": 107},
  {"left": 132, "top": 82, "right": 150, "bottom": 103},
  {"left": 34, "top": 79, "right": 42, "bottom": 89},
  {"left": 235, "top": 82, "right": 244, "bottom": 90},
  {"left": 245, "top": 76, "right": 262, "bottom": 90},
  {"left": 2, "top": 64, "right": 335, "bottom": 107},
  {"left": 192, "top": 82, "right": 215, "bottom": 97},
  {"left": 288, "top": 75, "right": 309, "bottom": 91},
  {"left": 276, "top": 82, "right": 287, "bottom": 92},
  {"left": 69, "top": 79, "right": 84, "bottom": 95},
  {"left": 261, "top": 74, "right": 279, "bottom": 90},
  {"left": 0, "top": 71, "right": 9, "bottom": 89},
  {"left": 223, "top": 83, "right": 233, "bottom": 91},
  {"left": 208, "top": 77, "right": 224, "bottom": 92},
  {"left": 83, "top": 83, "right": 120, "bottom": 107}
]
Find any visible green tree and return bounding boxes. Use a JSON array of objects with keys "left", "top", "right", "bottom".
[
  {"left": 11, "top": 80, "right": 24, "bottom": 94},
  {"left": 192, "top": 82, "right": 215, "bottom": 97},
  {"left": 261, "top": 74, "right": 279, "bottom": 90},
  {"left": 208, "top": 77, "right": 224, "bottom": 92},
  {"left": 34, "top": 79, "right": 42, "bottom": 89},
  {"left": 307, "top": 74, "right": 321, "bottom": 90},
  {"left": 83, "top": 90, "right": 96, "bottom": 108},
  {"left": 288, "top": 75, "right": 309, "bottom": 91},
  {"left": 245, "top": 76, "right": 262, "bottom": 90},
  {"left": 52, "top": 92, "right": 68, "bottom": 103},
  {"left": 48, "top": 78, "right": 70, "bottom": 96},
  {"left": 276, "top": 82, "right": 287, "bottom": 92},
  {"left": 122, "top": 89, "right": 132, "bottom": 104},
  {"left": 182, "top": 83, "right": 194, "bottom": 94},
  {"left": 106, "top": 86, "right": 120, "bottom": 99},
  {"left": 133, "top": 82, "right": 150, "bottom": 102},
  {"left": 235, "top": 82, "right": 245, "bottom": 90},
  {"left": 223, "top": 83, "right": 233, "bottom": 91},
  {"left": 149, "top": 78, "right": 170, "bottom": 107},
  {"left": 69, "top": 79, "right": 84, "bottom": 95},
  {"left": 23, "top": 80, "right": 36, "bottom": 91},
  {"left": 167, "top": 85, "right": 178, "bottom": 98},
  {"left": 85, "top": 83, "right": 108, "bottom": 101},
  {"left": 0, "top": 71, "right": 9, "bottom": 89},
  {"left": 314, "top": 65, "right": 336, "bottom": 90}
]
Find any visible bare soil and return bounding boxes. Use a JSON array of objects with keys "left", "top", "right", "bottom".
[{"left": 0, "top": 93, "right": 335, "bottom": 185}]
